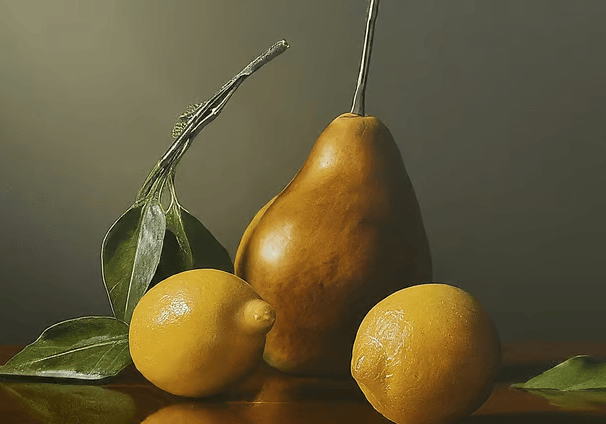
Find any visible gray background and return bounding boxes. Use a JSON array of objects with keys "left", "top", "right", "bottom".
[{"left": 1, "top": 0, "right": 604, "bottom": 344}]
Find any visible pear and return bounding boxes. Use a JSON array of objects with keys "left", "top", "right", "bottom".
[{"left": 235, "top": 0, "right": 432, "bottom": 375}]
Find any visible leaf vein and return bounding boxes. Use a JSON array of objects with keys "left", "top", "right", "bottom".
[
  {"left": 89, "top": 341, "right": 119, "bottom": 373},
  {"left": 105, "top": 343, "right": 130, "bottom": 372},
  {"left": 18, "top": 339, "right": 128, "bottom": 367}
]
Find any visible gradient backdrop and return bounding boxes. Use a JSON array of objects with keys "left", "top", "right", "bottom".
[{"left": 1, "top": 0, "right": 605, "bottom": 344}]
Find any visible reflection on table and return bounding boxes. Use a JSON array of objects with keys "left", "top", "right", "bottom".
[{"left": 1, "top": 341, "right": 606, "bottom": 424}]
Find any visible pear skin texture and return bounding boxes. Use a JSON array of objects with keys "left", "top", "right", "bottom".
[{"left": 235, "top": 113, "right": 432, "bottom": 375}]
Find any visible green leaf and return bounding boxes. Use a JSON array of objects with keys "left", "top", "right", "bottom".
[
  {"left": 150, "top": 227, "right": 191, "bottom": 287},
  {"left": 0, "top": 382, "right": 136, "bottom": 424},
  {"left": 101, "top": 200, "right": 166, "bottom": 323},
  {"left": 149, "top": 175, "right": 233, "bottom": 288},
  {"left": 180, "top": 205, "right": 234, "bottom": 272},
  {"left": 0, "top": 317, "right": 131, "bottom": 380},
  {"left": 511, "top": 355, "right": 606, "bottom": 390}
]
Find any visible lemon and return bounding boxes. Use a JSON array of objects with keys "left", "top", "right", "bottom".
[
  {"left": 351, "top": 283, "right": 501, "bottom": 424},
  {"left": 129, "top": 268, "right": 275, "bottom": 398}
]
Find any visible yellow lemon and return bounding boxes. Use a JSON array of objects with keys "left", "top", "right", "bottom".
[
  {"left": 129, "top": 269, "right": 275, "bottom": 398},
  {"left": 351, "top": 283, "right": 501, "bottom": 424}
]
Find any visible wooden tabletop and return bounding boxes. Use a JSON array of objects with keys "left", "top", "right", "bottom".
[{"left": 1, "top": 341, "right": 606, "bottom": 423}]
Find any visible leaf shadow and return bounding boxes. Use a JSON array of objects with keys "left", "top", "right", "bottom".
[{"left": 0, "top": 381, "right": 137, "bottom": 424}]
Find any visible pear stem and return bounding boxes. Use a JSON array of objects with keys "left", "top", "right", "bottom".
[{"left": 350, "top": 0, "right": 380, "bottom": 116}]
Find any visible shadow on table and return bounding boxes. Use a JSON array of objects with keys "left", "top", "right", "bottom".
[
  {"left": 496, "top": 361, "right": 561, "bottom": 384},
  {"left": 466, "top": 413, "right": 606, "bottom": 424}
]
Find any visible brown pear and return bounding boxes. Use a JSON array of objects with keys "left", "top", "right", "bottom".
[{"left": 235, "top": 0, "right": 432, "bottom": 376}]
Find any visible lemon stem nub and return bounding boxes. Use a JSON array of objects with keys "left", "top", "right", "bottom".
[{"left": 242, "top": 299, "right": 276, "bottom": 334}]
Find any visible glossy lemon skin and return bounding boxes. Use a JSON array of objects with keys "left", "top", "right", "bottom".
[
  {"left": 129, "top": 269, "right": 275, "bottom": 398},
  {"left": 351, "top": 283, "right": 501, "bottom": 424}
]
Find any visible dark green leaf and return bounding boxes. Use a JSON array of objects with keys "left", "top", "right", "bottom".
[
  {"left": 150, "top": 227, "right": 191, "bottom": 287},
  {"left": 180, "top": 205, "right": 233, "bottom": 272},
  {"left": 0, "top": 317, "right": 130, "bottom": 380},
  {"left": 0, "top": 382, "right": 136, "bottom": 424},
  {"left": 149, "top": 177, "right": 233, "bottom": 288},
  {"left": 101, "top": 201, "right": 166, "bottom": 322},
  {"left": 511, "top": 355, "right": 606, "bottom": 390}
]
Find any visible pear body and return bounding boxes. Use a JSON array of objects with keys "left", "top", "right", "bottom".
[{"left": 235, "top": 113, "right": 432, "bottom": 375}]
